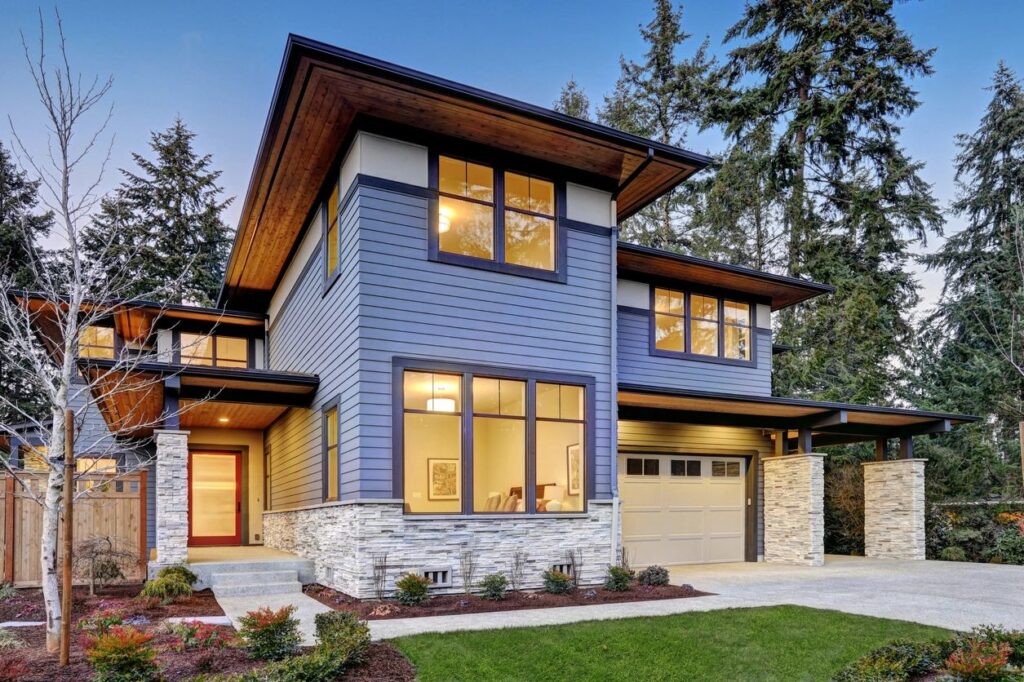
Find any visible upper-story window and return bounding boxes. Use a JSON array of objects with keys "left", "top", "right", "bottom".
[
  {"left": 653, "top": 287, "right": 753, "bottom": 363},
  {"left": 180, "top": 333, "right": 248, "bottom": 368},
  {"left": 325, "top": 181, "right": 340, "bottom": 277},
  {"left": 79, "top": 325, "right": 115, "bottom": 359},
  {"left": 434, "top": 154, "right": 560, "bottom": 277}
]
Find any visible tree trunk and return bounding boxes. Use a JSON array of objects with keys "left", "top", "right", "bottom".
[{"left": 41, "top": 463, "right": 64, "bottom": 652}]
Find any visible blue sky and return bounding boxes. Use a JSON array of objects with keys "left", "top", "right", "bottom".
[{"left": 2, "top": 0, "right": 1023, "bottom": 311}]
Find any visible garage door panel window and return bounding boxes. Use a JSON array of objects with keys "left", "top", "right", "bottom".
[
  {"left": 711, "top": 461, "right": 742, "bottom": 477},
  {"left": 626, "top": 458, "right": 660, "bottom": 476},
  {"left": 402, "top": 369, "right": 588, "bottom": 515},
  {"left": 670, "top": 460, "right": 702, "bottom": 477}
]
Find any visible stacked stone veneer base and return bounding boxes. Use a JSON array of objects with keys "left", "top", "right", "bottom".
[
  {"left": 763, "top": 453, "right": 825, "bottom": 567},
  {"left": 863, "top": 459, "right": 927, "bottom": 560},
  {"left": 153, "top": 429, "right": 190, "bottom": 574},
  {"left": 263, "top": 500, "right": 615, "bottom": 598}
]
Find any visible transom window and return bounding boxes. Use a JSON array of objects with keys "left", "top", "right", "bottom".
[
  {"left": 180, "top": 333, "right": 248, "bottom": 368},
  {"left": 653, "top": 288, "right": 753, "bottom": 362},
  {"left": 435, "top": 155, "right": 558, "bottom": 273},
  {"left": 402, "top": 368, "right": 587, "bottom": 515},
  {"left": 79, "top": 325, "right": 115, "bottom": 359}
]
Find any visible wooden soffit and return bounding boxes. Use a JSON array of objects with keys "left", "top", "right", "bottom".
[{"left": 221, "top": 35, "right": 710, "bottom": 308}]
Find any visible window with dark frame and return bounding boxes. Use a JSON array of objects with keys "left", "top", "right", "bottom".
[
  {"left": 435, "top": 154, "right": 558, "bottom": 273},
  {"left": 323, "top": 406, "right": 339, "bottom": 502},
  {"left": 652, "top": 287, "right": 753, "bottom": 363},
  {"left": 79, "top": 325, "right": 115, "bottom": 359},
  {"left": 325, "top": 181, "right": 340, "bottom": 277},
  {"left": 180, "top": 333, "right": 248, "bottom": 368},
  {"left": 402, "top": 368, "right": 587, "bottom": 515}
]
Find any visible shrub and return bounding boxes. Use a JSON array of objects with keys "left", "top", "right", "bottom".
[
  {"left": 939, "top": 546, "right": 968, "bottom": 562},
  {"left": 831, "top": 639, "right": 942, "bottom": 681},
  {"left": 158, "top": 563, "right": 199, "bottom": 585},
  {"left": 238, "top": 605, "right": 302, "bottom": 661},
  {"left": 394, "top": 573, "right": 431, "bottom": 606},
  {"left": 0, "top": 627, "right": 23, "bottom": 652},
  {"left": 208, "top": 646, "right": 346, "bottom": 682},
  {"left": 77, "top": 607, "right": 126, "bottom": 635},
  {"left": 992, "top": 527, "right": 1024, "bottom": 565},
  {"left": 637, "top": 565, "right": 670, "bottom": 586},
  {"left": 478, "top": 573, "right": 509, "bottom": 601},
  {"left": 314, "top": 610, "right": 370, "bottom": 664},
  {"left": 0, "top": 655, "right": 28, "bottom": 682},
  {"left": 968, "top": 625, "right": 1024, "bottom": 667},
  {"left": 542, "top": 569, "right": 574, "bottom": 595},
  {"left": 943, "top": 639, "right": 1011, "bottom": 681},
  {"left": 84, "top": 625, "right": 159, "bottom": 682},
  {"left": 169, "top": 620, "right": 233, "bottom": 651},
  {"left": 0, "top": 582, "right": 15, "bottom": 602},
  {"left": 139, "top": 574, "right": 192, "bottom": 604},
  {"left": 604, "top": 565, "right": 633, "bottom": 592}
]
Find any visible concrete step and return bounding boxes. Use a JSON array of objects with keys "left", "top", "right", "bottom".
[
  {"left": 213, "top": 581, "right": 303, "bottom": 598},
  {"left": 211, "top": 569, "right": 299, "bottom": 587}
]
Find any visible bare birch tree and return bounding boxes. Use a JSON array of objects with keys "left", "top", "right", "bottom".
[{"left": 1, "top": 9, "right": 205, "bottom": 651}]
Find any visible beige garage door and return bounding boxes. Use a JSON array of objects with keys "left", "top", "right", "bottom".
[{"left": 619, "top": 455, "right": 746, "bottom": 566}]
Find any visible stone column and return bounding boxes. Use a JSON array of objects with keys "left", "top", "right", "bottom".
[
  {"left": 763, "top": 453, "right": 825, "bottom": 566},
  {"left": 154, "top": 429, "right": 190, "bottom": 568},
  {"left": 862, "top": 459, "right": 927, "bottom": 560}
]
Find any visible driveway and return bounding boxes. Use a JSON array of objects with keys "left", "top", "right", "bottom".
[{"left": 670, "top": 555, "right": 1024, "bottom": 632}]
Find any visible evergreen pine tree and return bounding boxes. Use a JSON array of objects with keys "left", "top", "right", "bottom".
[
  {"left": 553, "top": 78, "right": 591, "bottom": 120},
  {"left": 84, "top": 118, "right": 233, "bottom": 305},
  {"left": 0, "top": 141, "right": 53, "bottom": 424},
  {"left": 598, "top": 0, "right": 714, "bottom": 250}
]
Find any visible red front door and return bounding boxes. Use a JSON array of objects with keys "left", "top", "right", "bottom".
[{"left": 188, "top": 451, "right": 242, "bottom": 546}]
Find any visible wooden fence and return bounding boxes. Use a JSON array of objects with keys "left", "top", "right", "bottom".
[{"left": 1, "top": 471, "right": 147, "bottom": 586}]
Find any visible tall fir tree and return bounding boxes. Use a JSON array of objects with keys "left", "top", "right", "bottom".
[
  {"left": 84, "top": 118, "right": 233, "bottom": 305},
  {"left": 554, "top": 78, "right": 591, "bottom": 120},
  {"left": 915, "top": 63, "right": 1024, "bottom": 497},
  {"left": 598, "top": 0, "right": 714, "bottom": 250},
  {"left": 0, "top": 141, "right": 53, "bottom": 425},
  {"left": 716, "top": 0, "right": 941, "bottom": 405}
]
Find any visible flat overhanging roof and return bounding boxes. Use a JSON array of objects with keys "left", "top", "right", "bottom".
[
  {"left": 219, "top": 35, "right": 712, "bottom": 309},
  {"left": 618, "top": 384, "right": 977, "bottom": 445}
]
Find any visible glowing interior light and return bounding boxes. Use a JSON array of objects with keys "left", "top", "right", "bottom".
[
  {"left": 438, "top": 206, "right": 453, "bottom": 233},
  {"left": 426, "top": 398, "right": 456, "bottom": 412}
]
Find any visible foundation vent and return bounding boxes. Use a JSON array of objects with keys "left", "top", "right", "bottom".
[
  {"left": 551, "top": 563, "right": 574, "bottom": 576},
  {"left": 421, "top": 567, "right": 452, "bottom": 587}
]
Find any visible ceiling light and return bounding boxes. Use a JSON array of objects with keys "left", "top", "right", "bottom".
[{"left": 218, "top": 417, "right": 230, "bottom": 423}]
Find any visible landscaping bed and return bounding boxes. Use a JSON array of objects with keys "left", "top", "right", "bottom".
[
  {"left": 0, "top": 584, "right": 223, "bottom": 623},
  {"left": 304, "top": 581, "right": 708, "bottom": 619}
]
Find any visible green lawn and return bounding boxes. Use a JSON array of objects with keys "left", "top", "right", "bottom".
[{"left": 394, "top": 605, "right": 951, "bottom": 682}]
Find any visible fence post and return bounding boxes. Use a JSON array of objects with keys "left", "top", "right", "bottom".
[
  {"left": 138, "top": 469, "right": 148, "bottom": 577},
  {"left": 3, "top": 476, "right": 13, "bottom": 582}
]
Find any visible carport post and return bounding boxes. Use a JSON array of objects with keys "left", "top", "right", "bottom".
[
  {"left": 796, "top": 428, "right": 813, "bottom": 454},
  {"left": 774, "top": 430, "right": 789, "bottom": 456},
  {"left": 874, "top": 439, "right": 889, "bottom": 461},
  {"left": 899, "top": 436, "right": 913, "bottom": 459}
]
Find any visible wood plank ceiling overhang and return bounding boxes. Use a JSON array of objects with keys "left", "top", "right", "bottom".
[
  {"left": 219, "top": 34, "right": 712, "bottom": 310},
  {"left": 79, "top": 360, "right": 319, "bottom": 437},
  {"left": 617, "top": 243, "right": 836, "bottom": 311},
  {"left": 617, "top": 385, "right": 978, "bottom": 446}
]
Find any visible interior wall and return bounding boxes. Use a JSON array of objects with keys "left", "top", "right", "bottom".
[{"left": 187, "top": 428, "right": 265, "bottom": 544}]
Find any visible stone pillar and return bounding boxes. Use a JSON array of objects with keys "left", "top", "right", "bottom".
[
  {"left": 763, "top": 453, "right": 825, "bottom": 566},
  {"left": 862, "top": 459, "right": 927, "bottom": 560},
  {"left": 154, "top": 429, "right": 190, "bottom": 568}
]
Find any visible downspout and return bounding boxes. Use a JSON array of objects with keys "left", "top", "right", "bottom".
[{"left": 609, "top": 199, "right": 621, "bottom": 568}]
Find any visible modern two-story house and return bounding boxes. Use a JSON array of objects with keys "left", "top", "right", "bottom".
[{"left": 12, "top": 35, "right": 974, "bottom": 597}]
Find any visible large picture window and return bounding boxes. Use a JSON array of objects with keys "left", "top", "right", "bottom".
[
  {"left": 433, "top": 154, "right": 561, "bottom": 278},
  {"left": 400, "top": 365, "right": 589, "bottom": 515},
  {"left": 180, "top": 333, "right": 248, "bottom": 368},
  {"left": 652, "top": 287, "right": 753, "bottom": 363}
]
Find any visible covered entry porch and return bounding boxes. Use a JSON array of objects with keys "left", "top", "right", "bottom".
[{"left": 617, "top": 386, "right": 976, "bottom": 568}]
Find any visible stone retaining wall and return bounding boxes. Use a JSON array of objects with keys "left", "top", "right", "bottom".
[
  {"left": 263, "top": 501, "right": 616, "bottom": 598},
  {"left": 763, "top": 454, "right": 824, "bottom": 566},
  {"left": 863, "top": 459, "right": 926, "bottom": 560}
]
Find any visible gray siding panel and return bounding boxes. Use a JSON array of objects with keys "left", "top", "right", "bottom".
[
  {"left": 617, "top": 308, "right": 772, "bottom": 396},
  {"left": 617, "top": 420, "right": 770, "bottom": 558}
]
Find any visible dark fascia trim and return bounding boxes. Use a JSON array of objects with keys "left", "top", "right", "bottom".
[
  {"left": 624, "top": 273, "right": 775, "bottom": 308},
  {"left": 617, "top": 383, "right": 980, "bottom": 424},
  {"left": 78, "top": 358, "right": 319, "bottom": 390},
  {"left": 12, "top": 289, "right": 266, "bottom": 327},
  {"left": 617, "top": 242, "right": 835, "bottom": 300},
  {"left": 561, "top": 217, "right": 614, "bottom": 238},
  {"left": 647, "top": 286, "right": 758, "bottom": 369},
  {"left": 391, "top": 356, "right": 598, "bottom": 515},
  {"left": 321, "top": 395, "right": 341, "bottom": 502},
  {"left": 772, "top": 342, "right": 794, "bottom": 355},
  {"left": 617, "top": 305, "right": 649, "bottom": 317}
]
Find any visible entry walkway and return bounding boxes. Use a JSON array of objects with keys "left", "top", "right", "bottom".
[{"left": 368, "top": 556, "right": 1024, "bottom": 640}]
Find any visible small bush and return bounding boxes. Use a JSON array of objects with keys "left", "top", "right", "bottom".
[
  {"left": 394, "top": 573, "right": 431, "bottom": 606},
  {"left": 158, "top": 563, "right": 199, "bottom": 585},
  {"left": 0, "top": 582, "right": 15, "bottom": 602},
  {"left": 209, "top": 646, "right": 345, "bottom": 682},
  {"left": 139, "top": 574, "right": 192, "bottom": 604},
  {"left": 169, "top": 620, "right": 233, "bottom": 651},
  {"left": 637, "top": 565, "right": 670, "bottom": 586},
  {"left": 238, "top": 605, "right": 302, "bottom": 661},
  {"left": 968, "top": 625, "right": 1024, "bottom": 667},
  {"left": 992, "top": 527, "right": 1024, "bottom": 565},
  {"left": 314, "top": 610, "right": 370, "bottom": 664},
  {"left": 943, "top": 638, "right": 1011, "bottom": 680},
  {"left": 84, "top": 625, "right": 159, "bottom": 682},
  {"left": 77, "top": 607, "right": 126, "bottom": 635},
  {"left": 604, "top": 565, "right": 633, "bottom": 592},
  {"left": 542, "top": 569, "right": 574, "bottom": 595},
  {"left": 478, "top": 573, "right": 509, "bottom": 601},
  {"left": 831, "top": 639, "right": 942, "bottom": 681},
  {"left": 0, "top": 628, "right": 23, "bottom": 652},
  {"left": 939, "top": 546, "right": 968, "bottom": 562},
  {"left": 0, "top": 655, "right": 29, "bottom": 682}
]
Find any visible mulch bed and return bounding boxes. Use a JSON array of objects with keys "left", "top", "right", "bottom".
[
  {"left": 0, "top": 584, "right": 223, "bottom": 623},
  {"left": 304, "top": 582, "right": 709, "bottom": 620}
]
